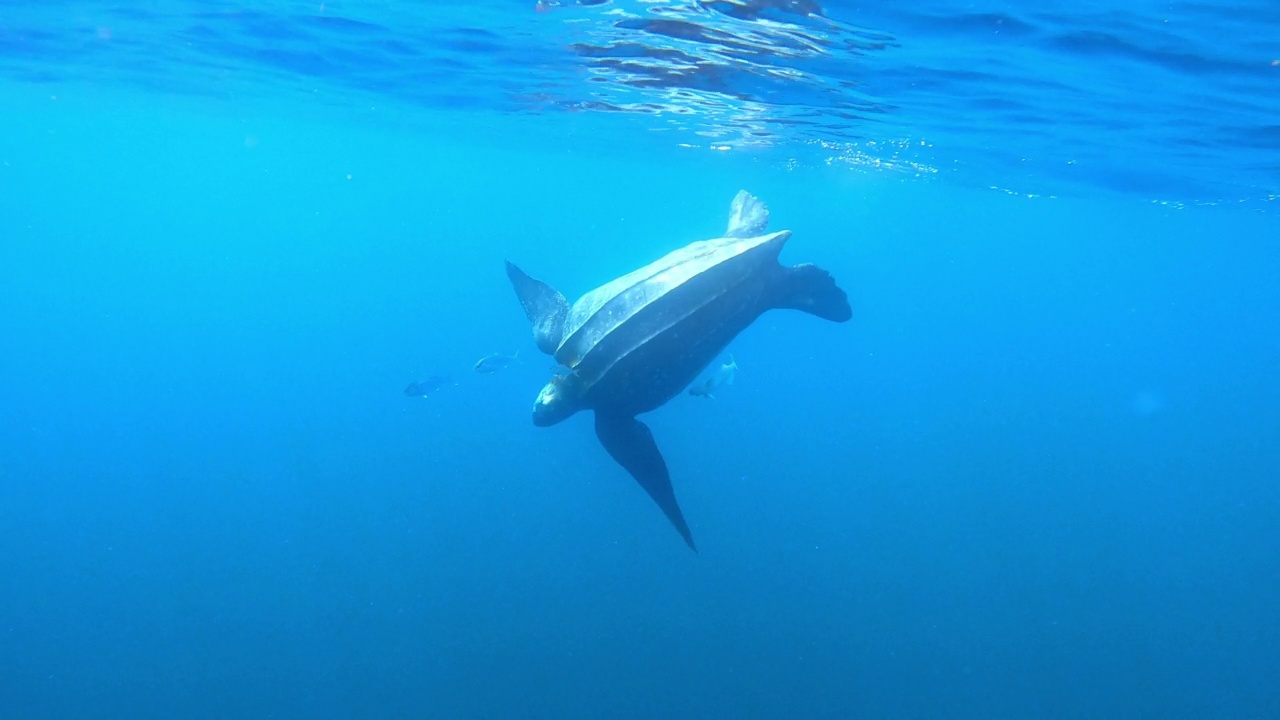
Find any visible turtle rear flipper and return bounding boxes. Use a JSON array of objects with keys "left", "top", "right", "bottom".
[
  {"left": 777, "top": 263, "right": 852, "bottom": 322},
  {"left": 725, "top": 190, "right": 770, "bottom": 238},
  {"left": 506, "top": 261, "right": 569, "bottom": 355}
]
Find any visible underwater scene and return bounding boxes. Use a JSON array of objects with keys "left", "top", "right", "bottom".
[{"left": 1, "top": 1, "right": 1278, "bottom": 718}]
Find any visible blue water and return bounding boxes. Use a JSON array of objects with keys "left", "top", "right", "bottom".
[{"left": 2, "top": 2, "right": 1278, "bottom": 718}]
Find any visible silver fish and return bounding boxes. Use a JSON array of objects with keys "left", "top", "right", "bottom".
[
  {"left": 689, "top": 355, "right": 738, "bottom": 400},
  {"left": 474, "top": 351, "right": 520, "bottom": 374}
]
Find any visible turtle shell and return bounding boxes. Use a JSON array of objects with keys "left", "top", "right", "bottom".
[{"left": 555, "top": 229, "right": 791, "bottom": 390}]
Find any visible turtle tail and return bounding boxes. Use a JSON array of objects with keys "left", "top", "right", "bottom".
[{"left": 776, "top": 263, "right": 852, "bottom": 322}]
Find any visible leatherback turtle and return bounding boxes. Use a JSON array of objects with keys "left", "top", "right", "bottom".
[{"left": 506, "top": 190, "right": 852, "bottom": 551}]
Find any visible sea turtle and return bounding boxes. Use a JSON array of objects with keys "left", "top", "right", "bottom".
[{"left": 506, "top": 190, "right": 852, "bottom": 551}]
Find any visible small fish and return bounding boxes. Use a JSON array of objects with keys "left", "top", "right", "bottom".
[
  {"left": 688, "top": 355, "right": 738, "bottom": 400},
  {"left": 474, "top": 350, "right": 520, "bottom": 374},
  {"left": 404, "top": 375, "right": 451, "bottom": 398},
  {"left": 535, "top": 0, "right": 606, "bottom": 13}
]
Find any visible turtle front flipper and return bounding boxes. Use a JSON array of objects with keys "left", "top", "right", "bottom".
[
  {"left": 505, "top": 261, "right": 569, "bottom": 355},
  {"left": 594, "top": 412, "right": 697, "bottom": 552}
]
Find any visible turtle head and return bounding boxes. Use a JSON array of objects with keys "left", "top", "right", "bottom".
[{"left": 532, "top": 372, "right": 582, "bottom": 426}]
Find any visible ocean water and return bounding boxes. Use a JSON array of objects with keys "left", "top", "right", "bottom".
[{"left": 1, "top": 1, "right": 1278, "bottom": 718}]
